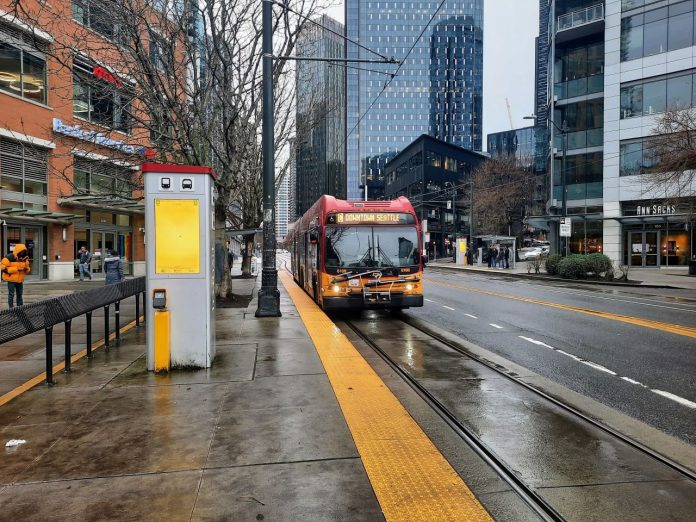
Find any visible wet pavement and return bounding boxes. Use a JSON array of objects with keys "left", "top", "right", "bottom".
[
  {"left": 0, "top": 282, "right": 383, "bottom": 521},
  {"left": 412, "top": 268, "right": 696, "bottom": 444},
  {"left": 340, "top": 315, "right": 696, "bottom": 521}
]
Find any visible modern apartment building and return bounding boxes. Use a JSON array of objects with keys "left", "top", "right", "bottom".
[
  {"left": 275, "top": 173, "right": 290, "bottom": 240},
  {"left": 295, "top": 15, "right": 346, "bottom": 217},
  {"left": 535, "top": 0, "right": 696, "bottom": 266},
  {"left": 0, "top": 1, "right": 196, "bottom": 280},
  {"left": 345, "top": 0, "right": 484, "bottom": 200}
]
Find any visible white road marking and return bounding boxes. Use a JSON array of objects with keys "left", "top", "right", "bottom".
[
  {"left": 651, "top": 390, "right": 696, "bottom": 409},
  {"left": 443, "top": 305, "right": 455, "bottom": 311},
  {"left": 464, "top": 313, "right": 478, "bottom": 319},
  {"left": 489, "top": 323, "right": 503, "bottom": 329},
  {"left": 556, "top": 350, "right": 582, "bottom": 362},
  {"left": 581, "top": 360, "right": 617, "bottom": 376},
  {"left": 518, "top": 336, "right": 555, "bottom": 349},
  {"left": 621, "top": 376, "right": 646, "bottom": 386},
  {"left": 425, "top": 298, "right": 435, "bottom": 303}
]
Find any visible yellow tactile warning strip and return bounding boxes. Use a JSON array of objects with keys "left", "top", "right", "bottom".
[
  {"left": 426, "top": 277, "right": 696, "bottom": 340},
  {"left": 279, "top": 271, "right": 492, "bottom": 521},
  {"left": 0, "top": 318, "right": 142, "bottom": 408}
]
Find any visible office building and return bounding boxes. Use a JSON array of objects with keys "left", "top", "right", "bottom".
[
  {"left": 295, "top": 15, "right": 346, "bottom": 217},
  {"left": 533, "top": 1, "right": 696, "bottom": 266},
  {"left": 384, "top": 134, "right": 486, "bottom": 256},
  {"left": 276, "top": 173, "right": 290, "bottom": 240},
  {"left": 345, "top": 0, "right": 484, "bottom": 200}
]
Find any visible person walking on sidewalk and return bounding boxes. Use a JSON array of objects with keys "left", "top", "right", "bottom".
[
  {"left": 103, "top": 250, "right": 124, "bottom": 285},
  {"left": 78, "top": 246, "right": 93, "bottom": 281},
  {"left": 1, "top": 243, "right": 31, "bottom": 308}
]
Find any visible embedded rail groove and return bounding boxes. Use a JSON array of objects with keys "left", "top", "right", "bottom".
[
  {"left": 399, "top": 315, "right": 696, "bottom": 484},
  {"left": 343, "top": 319, "right": 564, "bottom": 522}
]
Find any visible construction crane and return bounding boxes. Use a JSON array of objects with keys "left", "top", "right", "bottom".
[{"left": 505, "top": 97, "right": 514, "bottom": 130}]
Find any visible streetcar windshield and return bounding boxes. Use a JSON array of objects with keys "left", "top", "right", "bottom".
[{"left": 325, "top": 226, "right": 419, "bottom": 268}]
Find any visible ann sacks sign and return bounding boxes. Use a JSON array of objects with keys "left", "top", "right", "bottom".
[{"left": 636, "top": 204, "right": 676, "bottom": 216}]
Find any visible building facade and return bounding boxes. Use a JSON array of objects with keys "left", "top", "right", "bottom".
[
  {"left": 487, "top": 126, "right": 550, "bottom": 217},
  {"left": 275, "top": 173, "right": 290, "bottom": 240},
  {"left": 384, "top": 134, "right": 486, "bottom": 257},
  {"left": 345, "top": 0, "right": 484, "bottom": 201},
  {"left": 0, "top": 1, "right": 197, "bottom": 280},
  {"left": 295, "top": 15, "right": 346, "bottom": 217},
  {"left": 535, "top": 0, "right": 696, "bottom": 266}
]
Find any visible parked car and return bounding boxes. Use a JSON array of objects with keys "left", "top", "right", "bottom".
[{"left": 521, "top": 246, "right": 549, "bottom": 260}]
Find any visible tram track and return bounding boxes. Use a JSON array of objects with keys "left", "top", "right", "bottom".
[{"left": 342, "top": 314, "right": 696, "bottom": 521}]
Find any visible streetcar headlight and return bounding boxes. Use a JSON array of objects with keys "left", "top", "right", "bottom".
[
  {"left": 406, "top": 283, "right": 414, "bottom": 291},
  {"left": 332, "top": 285, "right": 341, "bottom": 293}
]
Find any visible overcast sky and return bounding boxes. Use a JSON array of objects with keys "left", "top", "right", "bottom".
[{"left": 322, "top": 0, "right": 539, "bottom": 151}]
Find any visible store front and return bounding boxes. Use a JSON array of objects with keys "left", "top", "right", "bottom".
[
  {"left": 72, "top": 213, "right": 135, "bottom": 276},
  {"left": 620, "top": 201, "right": 695, "bottom": 267},
  {"left": 1, "top": 223, "right": 45, "bottom": 280}
]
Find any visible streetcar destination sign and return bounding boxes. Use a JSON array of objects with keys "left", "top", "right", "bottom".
[{"left": 326, "top": 212, "right": 415, "bottom": 225}]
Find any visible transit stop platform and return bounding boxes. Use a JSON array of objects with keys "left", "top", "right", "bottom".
[{"left": 2, "top": 272, "right": 696, "bottom": 520}]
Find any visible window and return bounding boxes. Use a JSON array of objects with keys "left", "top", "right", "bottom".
[
  {"left": 0, "top": 25, "right": 47, "bottom": 104},
  {"left": 619, "top": 137, "right": 672, "bottom": 176},
  {"left": 621, "top": 2, "right": 696, "bottom": 61},
  {"left": 621, "top": 71, "right": 696, "bottom": 118},
  {"left": 0, "top": 138, "right": 48, "bottom": 205},
  {"left": 428, "top": 151, "right": 441, "bottom": 168},
  {"left": 73, "top": 57, "right": 133, "bottom": 133},
  {"left": 149, "top": 30, "right": 173, "bottom": 71},
  {"left": 667, "top": 74, "right": 692, "bottom": 110},
  {"left": 643, "top": 79, "right": 666, "bottom": 115},
  {"left": 73, "top": 157, "right": 134, "bottom": 196},
  {"left": 72, "top": 0, "right": 120, "bottom": 41},
  {"left": 621, "top": 84, "right": 643, "bottom": 118}
]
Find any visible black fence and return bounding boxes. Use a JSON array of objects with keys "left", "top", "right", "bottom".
[{"left": 0, "top": 277, "right": 146, "bottom": 384}]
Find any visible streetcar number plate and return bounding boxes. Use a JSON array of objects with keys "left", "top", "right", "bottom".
[{"left": 349, "top": 279, "right": 360, "bottom": 287}]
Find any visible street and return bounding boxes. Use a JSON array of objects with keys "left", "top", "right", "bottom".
[{"left": 408, "top": 268, "right": 696, "bottom": 444}]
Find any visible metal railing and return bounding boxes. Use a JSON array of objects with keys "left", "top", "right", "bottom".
[
  {"left": 0, "top": 277, "right": 146, "bottom": 385},
  {"left": 557, "top": 4, "right": 604, "bottom": 33}
]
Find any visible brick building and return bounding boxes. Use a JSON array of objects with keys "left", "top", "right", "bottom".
[{"left": 0, "top": 1, "right": 187, "bottom": 280}]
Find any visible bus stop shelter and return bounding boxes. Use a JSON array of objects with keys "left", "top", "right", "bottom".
[{"left": 474, "top": 235, "right": 517, "bottom": 268}]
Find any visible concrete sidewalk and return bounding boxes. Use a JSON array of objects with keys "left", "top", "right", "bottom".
[
  {"left": 430, "top": 259, "right": 696, "bottom": 289},
  {"left": 0, "top": 278, "right": 382, "bottom": 520}
]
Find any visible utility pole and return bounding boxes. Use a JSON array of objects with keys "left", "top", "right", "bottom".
[{"left": 256, "top": 0, "right": 281, "bottom": 317}]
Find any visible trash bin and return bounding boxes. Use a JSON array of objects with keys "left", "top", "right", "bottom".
[{"left": 689, "top": 259, "right": 696, "bottom": 276}]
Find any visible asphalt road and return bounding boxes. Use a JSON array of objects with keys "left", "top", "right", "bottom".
[{"left": 406, "top": 268, "right": 696, "bottom": 444}]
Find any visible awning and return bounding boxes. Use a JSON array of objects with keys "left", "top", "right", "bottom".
[
  {"left": 608, "top": 214, "right": 692, "bottom": 225},
  {"left": 0, "top": 208, "right": 82, "bottom": 225},
  {"left": 57, "top": 194, "right": 144, "bottom": 215}
]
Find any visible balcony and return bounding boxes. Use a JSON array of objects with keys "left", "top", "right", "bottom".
[{"left": 556, "top": 4, "right": 604, "bottom": 43}]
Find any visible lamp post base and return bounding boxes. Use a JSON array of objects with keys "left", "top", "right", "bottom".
[{"left": 255, "top": 270, "right": 282, "bottom": 317}]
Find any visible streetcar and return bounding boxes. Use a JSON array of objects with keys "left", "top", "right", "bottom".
[{"left": 286, "top": 196, "right": 424, "bottom": 311}]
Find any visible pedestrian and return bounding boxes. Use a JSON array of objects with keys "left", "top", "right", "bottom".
[
  {"left": 486, "top": 247, "right": 492, "bottom": 268},
  {"left": 103, "top": 250, "right": 124, "bottom": 285},
  {"left": 1, "top": 243, "right": 31, "bottom": 308},
  {"left": 78, "top": 246, "right": 93, "bottom": 281},
  {"left": 466, "top": 247, "right": 473, "bottom": 266},
  {"left": 228, "top": 250, "right": 234, "bottom": 272},
  {"left": 504, "top": 246, "right": 510, "bottom": 269},
  {"left": 491, "top": 246, "right": 498, "bottom": 268}
]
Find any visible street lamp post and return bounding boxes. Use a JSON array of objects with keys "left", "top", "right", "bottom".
[
  {"left": 256, "top": 0, "right": 281, "bottom": 317},
  {"left": 525, "top": 115, "right": 568, "bottom": 256}
]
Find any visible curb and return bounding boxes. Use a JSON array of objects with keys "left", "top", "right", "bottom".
[{"left": 427, "top": 263, "right": 683, "bottom": 289}]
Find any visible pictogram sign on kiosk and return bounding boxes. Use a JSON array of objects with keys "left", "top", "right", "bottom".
[{"left": 143, "top": 163, "right": 217, "bottom": 371}]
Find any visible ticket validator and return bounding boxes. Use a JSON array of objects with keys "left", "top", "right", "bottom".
[{"left": 142, "top": 163, "right": 217, "bottom": 370}]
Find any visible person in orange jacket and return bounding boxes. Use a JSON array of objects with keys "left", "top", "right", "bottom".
[{"left": 1, "top": 243, "right": 31, "bottom": 308}]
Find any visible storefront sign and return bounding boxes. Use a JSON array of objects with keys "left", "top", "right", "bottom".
[
  {"left": 92, "top": 66, "right": 123, "bottom": 89},
  {"left": 636, "top": 204, "right": 676, "bottom": 216},
  {"left": 52, "top": 118, "right": 154, "bottom": 157}
]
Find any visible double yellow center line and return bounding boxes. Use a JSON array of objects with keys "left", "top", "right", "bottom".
[{"left": 426, "top": 277, "right": 696, "bottom": 340}]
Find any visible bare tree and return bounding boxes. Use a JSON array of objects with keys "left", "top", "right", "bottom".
[
  {"left": 8, "top": 0, "right": 329, "bottom": 296},
  {"left": 469, "top": 155, "right": 535, "bottom": 237}
]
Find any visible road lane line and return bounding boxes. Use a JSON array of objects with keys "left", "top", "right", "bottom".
[
  {"left": 489, "top": 323, "right": 503, "bottom": 329},
  {"left": 651, "top": 390, "right": 696, "bottom": 409},
  {"left": 581, "top": 361, "right": 617, "bottom": 376},
  {"left": 425, "top": 298, "right": 436, "bottom": 303},
  {"left": 464, "top": 313, "right": 478, "bottom": 319},
  {"left": 443, "top": 305, "right": 455, "bottom": 311},
  {"left": 518, "top": 336, "right": 554, "bottom": 349},
  {"left": 425, "top": 277, "right": 696, "bottom": 340},
  {"left": 621, "top": 376, "right": 646, "bottom": 386},
  {"left": 556, "top": 350, "right": 582, "bottom": 361}
]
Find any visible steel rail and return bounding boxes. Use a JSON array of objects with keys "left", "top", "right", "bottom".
[
  {"left": 343, "top": 319, "right": 564, "bottom": 522},
  {"left": 401, "top": 315, "right": 696, "bottom": 483}
]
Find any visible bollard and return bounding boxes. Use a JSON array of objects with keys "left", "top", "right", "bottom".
[
  {"left": 135, "top": 294, "right": 140, "bottom": 327},
  {"left": 104, "top": 305, "right": 110, "bottom": 348},
  {"left": 64, "top": 319, "right": 72, "bottom": 373},
  {"left": 115, "top": 301, "right": 121, "bottom": 345},
  {"left": 45, "top": 326, "right": 55, "bottom": 385},
  {"left": 86, "top": 311, "right": 93, "bottom": 359}
]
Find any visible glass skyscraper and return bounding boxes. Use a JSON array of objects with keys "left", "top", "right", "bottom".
[
  {"left": 295, "top": 15, "right": 346, "bottom": 217},
  {"left": 346, "top": 1, "right": 483, "bottom": 200}
]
